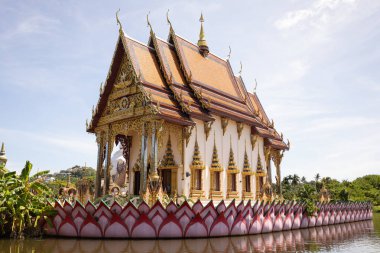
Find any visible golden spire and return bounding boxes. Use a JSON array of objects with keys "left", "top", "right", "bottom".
[
  {"left": 228, "top": 136, "right": 237, "bottom": 170},
  {"left": 197, "top": 12, "right": 209, "bottom": 56},
  {"left": 116, "top": 9, "right": 123, "bottom": 35},
  {"left": 243, "top": 143, "right": 251, "bottom": 172},
  {"left": 211, "top": 132, "right": 221, "bottom": 170},
  {"left": 147, "top": 11, "right": 154, "bottom": 36},
  {"left": 0, "top": 142, "right": 7, "bottom": 169},
  {"left": 166, "top": 9, "right": 174, "bottom": 32},
  {"left": 161, "top": 135, "right": 176, "bottom": 167},
  {"left": 191, "top": 137, "right": 204, "bottom": 169}
]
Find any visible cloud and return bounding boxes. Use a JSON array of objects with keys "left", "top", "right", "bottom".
[
  {"left": 4, "top": 15, "right": 60, "bottom": 39},
  {"left": 275, "top": 0, "right": 358, "bottom": 30}
]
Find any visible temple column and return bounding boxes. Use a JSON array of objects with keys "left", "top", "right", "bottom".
[
  {"left": 272, "top": 150, "right": 284, "bottom": 197},
  {"left": 267, "top": 161, "right": 272, "bottom": 184},
  {"left": 151, "top": 121, "right": 158, "bottom": 176},
  {"left": 264, "top": 146, "right": 272, "bottom": 184},
  {"left": 103, "top": 127, "right": 113, "bottom": 195},
  {"left": 140, "top": 122, "right": 149, "bottom": 194},
  {"left": 95, "top": 133, "right": 104, "bottom": 198}
]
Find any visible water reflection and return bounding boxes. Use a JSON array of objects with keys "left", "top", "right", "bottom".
[{"left": 0, "top": 220, "right": 378, "bottom": 253}]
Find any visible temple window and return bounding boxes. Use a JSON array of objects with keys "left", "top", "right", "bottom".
[
  {"left": 195, "top": 169, "right": 202, "bottom": 190},
  {"left": 159, "top": 134, "right": 178, "bottom": 197},
  {"left": 231, "top": 174, "right": 237, "bottom": 191},
  {"left": 245, "top": 175, "right": 251, "bottom": 192},
  {"left": 214, "top": 171, "right": 221, "bottom": 191},
  {"left": 190, "top": 139, "right": 205, "bottom": 199},
  {"left": 242, "top": 145, "right": 254, "bottom": 199}
]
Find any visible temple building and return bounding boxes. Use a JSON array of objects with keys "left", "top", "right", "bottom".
[{"left": 87, "top": 12, "right": 289, "bottom": 201}]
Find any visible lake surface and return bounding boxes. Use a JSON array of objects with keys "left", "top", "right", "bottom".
[{"left": 1, "top": 213, "right": 379, "bottom": 253}]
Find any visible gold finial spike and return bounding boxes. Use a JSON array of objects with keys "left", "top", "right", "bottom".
[
  {"left": 227, "top": 46, "right": 232, "bottom": 60},
  {"left": 1, "top": 142, "right": 4, "bottom": 153},
  {"left": 197, "top": 12, "right": 209, "bottom": 56},
  {"left": 166, "top": 9, "right": 172, "bottom": 27},
  {"left": 254, "top": 79, "right": 258, "bottom": 93},
  {"left": 239, "top": 61, "right": 243, "bottom": 76},
  {"left": 146, "top": 11, "right": 153, "bottom": 32},
  {"left": 116, "top": 9, "right": 123, "bottom": 34}
]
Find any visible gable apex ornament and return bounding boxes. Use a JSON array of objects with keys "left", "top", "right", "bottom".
[
  {"left": 197, "top": 12, "right": 209, "bottom": 57},
  {"left": 116, "top": 9, "right": 123, "bottom": 35}
]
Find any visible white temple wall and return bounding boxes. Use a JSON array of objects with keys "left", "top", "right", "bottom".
[
  {"left": 182, "top": 116, "right": 267, "bottom": 200},
  {"left": 127, "top": 130, "right": 140, "bottom": 194}
]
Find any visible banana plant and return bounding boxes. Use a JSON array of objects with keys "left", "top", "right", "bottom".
[{"left": 0, "top": 161, "right": 56, "bottom": 238}]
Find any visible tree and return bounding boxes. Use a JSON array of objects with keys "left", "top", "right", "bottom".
[
  {"left": 0, "top": 161, "right": 56, "bottom": 238},
  {"left": 292, "top": 174, "right": 300, "bottom": 186}
]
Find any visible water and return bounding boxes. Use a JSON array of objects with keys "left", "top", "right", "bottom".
[{"left": 1, "top": 213, "right": 379, "bottom": 253}]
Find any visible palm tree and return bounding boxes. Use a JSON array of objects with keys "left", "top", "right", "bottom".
[
  {"left": 315, "top": 173, "right": 320, "bottom": 183},
  {"left": 292, "top": 174, "right": 300, "bottom": 186}
]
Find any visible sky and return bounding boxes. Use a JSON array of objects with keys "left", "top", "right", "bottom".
[{"left": 0, "top": 0, "right": 379, "bottom": 181}]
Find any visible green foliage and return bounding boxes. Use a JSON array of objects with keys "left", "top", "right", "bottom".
[
  {"left": 0, "top": 161, "right": 56, "bottom": 238},
  {"left": 282, "top": 173, "right": 380, "bottom": 209}
]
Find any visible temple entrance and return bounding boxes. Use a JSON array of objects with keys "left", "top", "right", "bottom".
[
  {"left": 134, "top": 171, "right": 140, "bottom": 195},
  {"left": 161, "top": 169, "right": 172, "bottom": 194}
]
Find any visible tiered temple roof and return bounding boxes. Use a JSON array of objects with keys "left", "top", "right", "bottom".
[{"left": 87, "top": 13, "right": 288, "bottom": 151}]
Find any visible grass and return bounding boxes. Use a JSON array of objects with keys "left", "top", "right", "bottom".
[{"left": 373, "top": 206, "right": 380, "bottom": 213}]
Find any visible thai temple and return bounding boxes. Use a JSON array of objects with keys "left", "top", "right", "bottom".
[{"left": 86, "top": 12, "right": 290, "bottom": 202}]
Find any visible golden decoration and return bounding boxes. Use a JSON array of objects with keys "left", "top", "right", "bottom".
[
  {"left": 250, "top": 134, "right": 257, "bottom": 151},
  {"left": 204, "top": 121, "right": 213, "bottom": 141},
  {"left": 221, "top": 117, "right": 229, "bottom": 135},
  {"left": 236, "top": 122, "right": 243, "bottom": 139},
  {"left": 183, "top": 125, "right": 194, "bottom": 147}
]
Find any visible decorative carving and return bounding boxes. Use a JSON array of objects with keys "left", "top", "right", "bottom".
[
  {"left": 160, "top": 135, "right": 177, "bottom": 167},
  {"left": 264, "top": 146, "right": 272, "bottom": 165},
  {"left": 236, "top": 122, "right": 243, "bottom": 139},
  {"left": 221, "top": 117, "right": 229, "bottom": 135},
  {"left": 243, "top": 145, "right": 251, "bottom": 172},
  {"left": 250, "top": 135, "right": 257, "bottom": 150},
  {"left": 204, "top": 121, "right": 213, "bottom": 141},
  {"left": 190, "top": 137, "right": 205, "bottom": 199},
  {"left": 183, "top": 125, "right": 194, "bottom": 147},
  {"left": 227, "top": 136, "right": 239, "bottom": 199},
  {"left": 256, "top": 152, "right": 263, "bottom": 171}
]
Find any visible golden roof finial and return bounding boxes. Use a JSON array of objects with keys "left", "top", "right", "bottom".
[
  {"left": 166, "top": 9, "right": 173, "bottom": 28},
  {"left": 239, "top": 61, "right": 243, "bottom": 76},
  {"left": 253, "top": 79, "right": 258, "bottom": 93},
  {"left": 197, "top": 12, "right": 209, "bottom": 56},
  {"left": 147, "top": 11, "right": 154, "bottom": 34},
  {"left": 227, "top": 46, "right": 232, "bottom": 60},
  {"left": 0, "top": 142, "right": 7, "bottom": 169},
  {"left": 116, "top": 9, "right": 123, "bottom": 35}
]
